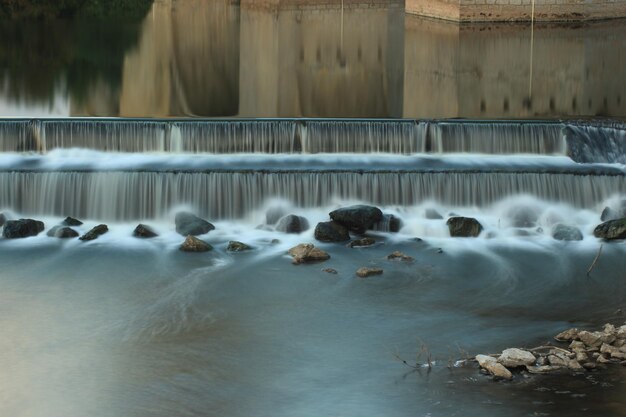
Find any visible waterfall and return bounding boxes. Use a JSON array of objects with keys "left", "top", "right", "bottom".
[{"left": 0, "top": 171, "right": 622, "bottom": 221}]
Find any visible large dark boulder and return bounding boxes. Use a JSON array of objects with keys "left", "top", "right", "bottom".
[
  {"left": 175, "top": 212, "right": 215, "bottom": 236},
  {"left": 447, "top": 217, "right": 483, "bottom": 237},
  {"left": 276, "top": 215, "right": 309, "bottom": 234},
  {"left": 314, "top": 221, "right": 350, "bottom": 242},
  {"left": 79, "top": 224, "right": 108, "bottom": 241},
  {"left": 47, "top": 226, "right": 79, "bottom": 239},
  {"left": 593, "top": 218, "right": 626, "bottom": 240},
  {"left": 133, "top": 224, "right": 158, "bottom": 238},
  {"left": 3, "top": 219, "right": 45, "bottom": 238},
  {"left": 329, "top": 205, "right": 383, "bottom": 233},
  {"left": 552, "top": 224, "right": 583, "bottom": 241}
]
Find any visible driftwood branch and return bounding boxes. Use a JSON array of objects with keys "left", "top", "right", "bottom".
[{"left": 587, "top": 244, "right": 604, "bottom": 277}]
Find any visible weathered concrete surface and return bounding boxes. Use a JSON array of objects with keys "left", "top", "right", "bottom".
[{"left": 406, "top": 0, "right": 626, "bottom": 22}]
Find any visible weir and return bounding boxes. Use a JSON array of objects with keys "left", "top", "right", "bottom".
[
  {"left": 0, "top": 118, "right": 624, "bottom": 222},
  {"left": 0, "top": 118, "right": 624, "bottom": 160}
]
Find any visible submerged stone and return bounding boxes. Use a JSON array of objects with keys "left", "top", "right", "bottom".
[
  {"left": 314, "top": 221, "right": 350, "bottom": 242},
  {"left": 175, "top": 212, "right": 215, "bottom": 236},
  {"left": 180, "top": 235, "right": 213, "bottom": 252},
  {"left": 425, "top": 208, "right": 444, "bottom": 220},
  {"left": 387, "top": 251, "right": 414, "bottom": 262},
  {"left": 2, "top": 219, "right": 45, "bottom": 238},
  {"left": 329, "top": 205, "right": 383, "bottom": 233},
  {"left": 356, "top": 267, "right": 383, "bottom": 278},
  {"left": 347, "top": 237, "right": 376, "bottom": 248},
  {"left": 446, "top": 216, "right": 483, "bottom": 237},
  {"left": 79, "top": 224, "right": 108, "bottom": 241}
]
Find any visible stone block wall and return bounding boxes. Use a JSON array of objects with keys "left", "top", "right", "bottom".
[{"left": 406, "top": 0, "right": 626, "bottom": 21}]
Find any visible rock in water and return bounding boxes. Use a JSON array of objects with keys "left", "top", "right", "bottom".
[
  {"left": 180, "top": 235, "right": 213, "bottom": 252},
  {"left": 288, "top": 243, "right": 330, "bottom": 264},
  {"left": 446, "top": 217, "right": 483, "bottom": 237},
  {"left": 329, "top": 205, "right": 383, "bottom": 233},
  {"left": 356, "top": 267, "right": 384, "bottom": 278},
  {"left": 276, "top": 215, "right": 309, "bottom": 234},
  {"left": 498, "top": 348, "right": 536, "bottom": 367},
  {"left": 175, "top": 212, "right": 215, "bottom": 236},
  {"left": 227, "top": 241, "right": 253, "bottom": 252},
  {"left": 266, "top": 206, "right": 287, "bottom": 225},
  {"left": 322, "top": 268, "right": 338, "bottom": 274},
  {"left": 79, "top": 224, "right": 108, "bottom": 241},
  {"left": 476, "top": 355, "right": 513, "bottom": 380},
  {"left": 0, "top": 212, "right": 7, "bottom": 227},
  {"left": 47, "top": 226, "right": 79, "bottom": 239},
  {"left": 347, "top": 237, "right": 376, "bottom": 248},
  {"left": 425, "top": 208, "right": 444, "bottom": 220},
  {"left": 2, "top": 219, "right": 45, "bottom": 238},
  {"left": 387, "top": 251, "right": 414, "bottom": 262},
  {"left": 62, "top": 216, "right": 83, "bottom": 226},
  {"left": 372, "top": 214, "right": 403, "bottom": 233},
  {"left": 133, "top": 224, "right": 158, "bottom": 238},
  {"left": 552, "top": 224, "right": 583, "bottom": 241},
  {"left": 314, "top": 221, "right": 350, "bottom": 242},
  {"left": 593, "top": 218, "right": 626, "bottom": 240}
]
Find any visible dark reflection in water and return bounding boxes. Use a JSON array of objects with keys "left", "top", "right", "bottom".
[{"left": 0, "top": 0, "right": 625, "bottom": 118}]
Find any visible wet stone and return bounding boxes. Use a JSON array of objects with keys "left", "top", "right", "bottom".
[
  {"left": 79, "top": 224, "right": 108, "bottom": 241},
  {"left": 133, "top": 224, "right": 158, "bottom": 238},
  {"left": 288, "top": 243, "right": 330, "bottom": 264},
  {"left": 227, "top": 241, "right": 253, "bottom": 252},
  {"left": 175, "top": 212, "right": 215, "bottom": 236},
  {"left": 329, "top": 205, "right": 383, "bottom": 234},
  {"left": 314, "top": 221, "right": 350, "bottom": 242},
  {"left": 387, "top": 251, "right": 414, "bottom": 262},
  {"left": 62, "top": 216, "right": 83, "bottom": 226},
  {"left": 3, "top": 219, "right": 45, "bottom": 238},
  {"left": 356, "top": 267, "right": 383, "bottom": 278},
  {"left": 347, "top": 237, "right": 376, "bottom": 248},
  {"left": 446, "top": 216, "right": 483, "bottom": 237},
  {"left": 180, "top": 235, "right": 213, "bottom": 252},
  {"left": 322, "top": 268, "right": 338, "bottom": 274}
]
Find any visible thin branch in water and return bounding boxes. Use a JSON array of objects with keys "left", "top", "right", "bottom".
[{"left": 587, "top": 244, "right": 604, "bottom": 277}]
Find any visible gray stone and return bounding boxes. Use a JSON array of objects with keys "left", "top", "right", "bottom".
[
  {"left": 133, "top": 224, "right": 158, "bottom": 238},
  {"left": 425, "top": 208, "right": 443, "bottom": 220},
  {"left": 288, "top": 243, "right": 330, "bottom": 264},
  {"left": 555, "top": 328, "right": 579, "bottom": 342},
  {"left": 276, "top": 215, "right": 309, "bottom": 234},
  {"left": 356, "top": 267, "right": 384, "bottom": 278},
  {"left": 2, "top": 219, "right": 45, "bottom": 238},
  {"left": 578, "top": 331, "right": 604, "bottom": 348},
  {"left": 593, "top": 218, "right": 626, "bottom": 240},
  {"left": 180, "top": 235, "right": 212, "bottom": 252},
  {"left": 175, "top": 212, "right": 215, "bottom": 236},
  {"left": 552, "top": 224, "right": 583, "bottom": 241},
  {"left": 329, "top": 205, "right": 383, "bottom": 233},
  {"left": 372, "top": 214, "right": 403, "bottom": 233},
  {"left": 476, "top": 355, "right": 513, "bottom": 380},
  {"left": 79, "top": 224, "right": 108, "bottom": 241},
  {"left": 498, "top": 348, "right": 536, "bottom": 368},
  {"left": 446, "top": 217, "right": 483, "bottom": 237},
  {"left": 47, "top": 226, "right": 79, "bottom": 239},
  {"left": 314, "top": 221, "right": 350, "bottom": 242},
  {"left": 0, "top": 212, "right": 7, "bottom": 227}
]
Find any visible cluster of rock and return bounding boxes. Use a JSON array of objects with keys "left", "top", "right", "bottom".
[
  {"left": 0, "top": 211, "right": 257, "bottom": 254},
  {"left": 475, "top": 323, "right": 626, "bottom": 380},
  {"left": 313, "top": 205, "right": 401, "bottom": 242}
]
